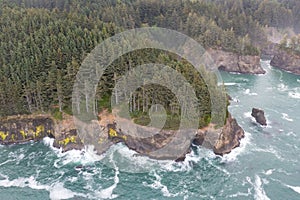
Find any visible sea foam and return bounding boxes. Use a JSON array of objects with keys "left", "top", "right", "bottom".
[
  {"left": 252, "top": 175, "right": 271, "bottom": 200},
  {"left": 221, "top": 131, "right": 251, "bottom": 163}
]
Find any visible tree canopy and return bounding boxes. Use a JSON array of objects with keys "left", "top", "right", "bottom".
[{"left": 0, "top": 0, "right": 298, "bottom": 127}]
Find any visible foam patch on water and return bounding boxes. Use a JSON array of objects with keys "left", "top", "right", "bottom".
[
  {"left": 231, "top": 97, "right": 240, "bottom": 103},
  {"left": 223, "top": 82, "right": 238, "bottom": 86},
  {"left": 95, "top": 154, "right": 119, "bottom": 199},
  {"left": 277, "top": 83, "right": 288, "bottom": 92},
  {"left": 101, "top": 143, "right": 216, "bottom": 174},
  {"left": 247, "top": 175, "right": 271, "bottom": 200},
  {"left": 143, "top": 172, "right": 179, "bottom": 197},
  {"left": 244, "top": 112, "right": 256, "bottom": 124},
  {"left": 0, "top": 159, "right": 14, "bottom": 167},
  {"left": 49, "top": 182, "right": 78, "bottom": 200},
  {"left": 162, "top": 146, "right": 217, "bottom": 172},
  {"left": 0, "top": 174, "right": 83, "bottom": 200},
  {"left": 286, "top": 185, "right": 300, "bottom": 194},
  {"left": 281, "top": 113, "right": 294, "bottom": 122},
  {"left": 244, "top": 112, "right": 253, "bottom": 118},
  {"left": 263, "top": 169, "right": 275, "bottom": 176},
  {"left": 221, "top": 131, "right": 251, "bottom": 163},
  {"left": 244, "top": 89, "right": 258, "bottom": 96},
  {"left": 43, "top": 137, "right": 104, "bottom": 167},
  {"left": 227, "top": 189, "right": 251, "bottom": 198},
  {"left": 101, "top": 143, "right": 171, "bottom": 173},
  {"left": 288, "top": 91, "right": 300, "bottom": 99}
]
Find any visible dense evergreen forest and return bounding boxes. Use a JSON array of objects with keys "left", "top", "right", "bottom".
[{"left": 0, "top": 0, "right": 299, "bottom": 128}]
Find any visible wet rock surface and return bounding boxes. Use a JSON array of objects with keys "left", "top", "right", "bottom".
[
  {"left": 213, "top": 114, "right": 245, "bottom": 156},
  {"left": 0, "top": 115, "right": 54, "bottom": 145},
  {"left": 0, "top": 111, "right": 246, "bottom": 161},
  {"left": 251, "top": 108, "right": 267, "bottom": 126}
]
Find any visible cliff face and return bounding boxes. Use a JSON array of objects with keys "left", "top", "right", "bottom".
[
  {"left": 0, "top": 114, "right": 83, "bottom": 152},
  {"left": 0, "top": 115, "right": 54, "bottom": 144},
  {"left": 270, "top": 49, "right": 300, "bottom": 75},
  {"left": 261, "top": 42, "right": 300, "bottom": 75},
  {"left": 0, "top": 112, "right": 245, "bottom": 161},
  {"left": 208, "top": 49, "right": 266, "bottom": 74},
  {"left": 193, "top": 114, "right": 245, "bottom": 156},
  {"left": 213, "top": 114, "right": 245, "bottom": 155}
]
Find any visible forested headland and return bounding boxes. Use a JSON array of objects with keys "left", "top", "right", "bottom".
[{"left": 0, "top": 0, "right": 299, "bottom": 128}]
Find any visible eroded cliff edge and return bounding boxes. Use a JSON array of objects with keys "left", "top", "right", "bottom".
[
  {"left": 262, "top": 42, "right": 300, "bottom": 75},
  {"left": 270, "top": 48, "right": 300, "bottom": 75},
  {"left": 208, "top": 49, "right": 265, "bottom": 74},
  {"left": 0, "top": 112, "right": 244, "bottom": 161}
]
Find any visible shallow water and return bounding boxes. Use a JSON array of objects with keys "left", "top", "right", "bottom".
[{"left": 0, "top": 60, "right": 299, "bottom": 200}]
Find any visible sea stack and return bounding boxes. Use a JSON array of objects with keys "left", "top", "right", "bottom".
[{"left": 251, "top": 108, "right": 267, "bottom": 126}]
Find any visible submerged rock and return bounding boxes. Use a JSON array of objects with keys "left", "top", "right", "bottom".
[{"left": 251, "top": 108, "right": 267, "bottom": 126}]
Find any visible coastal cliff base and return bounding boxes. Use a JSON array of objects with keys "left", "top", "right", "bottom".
[{"left": 0, "top": 112, "right": 245, "bottom": 161}]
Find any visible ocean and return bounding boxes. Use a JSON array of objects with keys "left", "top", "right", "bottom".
[{"left": 0, "top": 60, "right": 299, "bottom": 200}]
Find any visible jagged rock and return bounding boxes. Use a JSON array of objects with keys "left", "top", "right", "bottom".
[
  {"left": 213, "top": 114, "right": 245, "bottom": 156},
  {"left": 0, "top": 111, "right": 246, "bottom": 161},
  {"left": 194, "top": 124, "right": 222, "bottom": 151},
  {"left": 208, "top": 49, "right": 266, "bottom": 74},
  {"left": 251, "top": 108, "right": 267, "bottom": 126},
  {"left": 193, "top": 130, "right": 205, "bottom": 146},
  {"left": 0, "top": 114, "right": 84, "bottom": 152},
  {"left": 52, "top": 129, "right": 84, "bottom": 152},
  {"left": 0, "top": 115, "right": 54, "bottom": 144},
  {"left": 270, "top": 49, "right": 300, "bottom": 75}
]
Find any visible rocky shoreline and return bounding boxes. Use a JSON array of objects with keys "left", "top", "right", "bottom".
[
  {"left": 262, "top": 43, "right": 300, "bottom": 75},
  {"left": 270, "top": 49, "right": 300, "bottom": 75},
  {"left": 0, "top": 111, "right": 245, "bottom": 161},
  {"left": 208, "top": 49, "right": 266, "bottom": 74}
]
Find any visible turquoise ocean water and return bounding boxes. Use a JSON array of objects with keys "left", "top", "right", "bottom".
[{"left": 0, "top": 60, "right": 299, "bottom": 200}]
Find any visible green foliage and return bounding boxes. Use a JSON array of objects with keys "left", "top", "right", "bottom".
[
  {"left": 98, "top": 95, "right": 112, "bottom": 112},
  {"left": 1, "top": 0, "right": 297, "bottom": 124},
  {"left": 51, "top": 108, "right": 63, "bottom": 121},
  {"left": 279, "top": 34, "right": 300, "bottom": 55}
]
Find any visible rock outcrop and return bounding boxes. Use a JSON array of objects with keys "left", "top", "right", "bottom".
[
  {"left": 51, "top": 113, "right": 84, "bottom": 152},
  {"left": 0, "top": 115, "right": 54, "bottom": 144},
  {"left": 260, "top": 41, "right": 300, "bottom": 75},
  {"left": 208, "top": 49, "right": 266, "bottom": 74},
  {"left": 0, "top": 114, "right": 84, "bottom": 152},
  {"left": 213, "top": 114, "right": 245, "bottom": 155},
  {"left": 251, "top": 108, "right": 267, "bottom": 126},
  {"left": 270, "top": 49, "right": 300, "bottom": 75},
  {"left": 0, "top": 111, "right": 245, "bottom": 161}
]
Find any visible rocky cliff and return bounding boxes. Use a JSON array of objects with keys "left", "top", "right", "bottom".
[
  {"left": 0, "top": 111, "right": 245, "bottom": 161},
  {"left": 208, "top": 49, "right": 266, "bottom": 74},
  {"left": 0, "top": 114, "right": 83, "bottom": 152},
  {"left": 0, "top": 115, "right": 54, "bottom": 144},
  {"left": 270, "top": 49, "right": 300, "bottom": 75},
  {"left": 260, "top": 42, "right": 300, "bottom": 75},
  {"left": 213, "top": 114, "right": 245, "bottom": 155}
]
